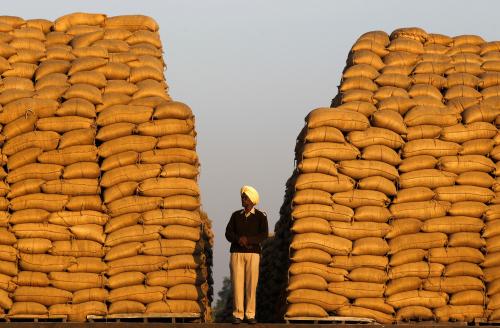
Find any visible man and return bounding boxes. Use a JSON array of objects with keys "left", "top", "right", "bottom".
[{"left": 225, "top": 185, "right": 269, "bottom": 324}]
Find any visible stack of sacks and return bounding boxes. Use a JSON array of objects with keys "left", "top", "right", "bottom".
[{"left": 286, "top": 105, "right": 393, "bottom": 323}]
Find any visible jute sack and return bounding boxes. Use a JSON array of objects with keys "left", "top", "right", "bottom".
[
  {"left": 8, "top": 302, "right": 48, "bottom": 315},
  {"left": 292, "top": 217, "right": 331, "bottom": 235},
  {"left": 402, "top": 139, "right": 461, "bottom": 158},
  {"left": 388, "top": 262, "right": 444, "bottom": 279},
  {"left": 337, "top": 101, "right": 377, "bottom": 117},
  {"left": 12, "top": 271, "right": 49, "bottom": 288},
  {"left": 6, "top": 148, "right": 43, "bottom": 172},
  {"left": 387, "top": 290, "right": 448, "bottom": 309},
  {"left": 0, "top": 98, "right": 58, "bottom": 124},
  {"left": 424, "top": 276, "right": 484, "bottom": 294},
  {"left": 302, "top": 142, "right": 360, "bottom": 161},
  {"left": 385, "top": 277, "right": 422, "bottom": 297},
  {"left": 292, "top": 204, "right": 354, "bottom": 222},
  {"left": 105, "top": 242, "right": 142, "bottom": 261},
  {"left": 54, "top": 13, "right": 106, "bottom": 31},
  {"left": 6, "top": 208, "right": 49, "bottom": 224},
  {"left": 98, "top": 135, "right": 157, "bottom": 158},
  {"left": 353, "top": 297, "right": 394, "bottom": 314},
  {"left": 389, "top": 249, "right": 427, "bottom": 267},
  {"left": 307, "top": 108, "right": 370, "bottom": 131},
  {"left": 72, "top": 288, "right": 109, "bottom": 304},
  {"left": 67, "top": 257, "right": 107, "bottom": 274},
  {"left": 42, "top": 179, "right": 100, "bottom": 196},
  {"left": 63, "top": 162, "right": 100, "bottom": 179},
  {"left": 49, "top": 272, "right": 106, "bottom": 292},
  {"left": 332, "top": 190, "right": 389, "bottom": 208},
  {"left": 107, "top": 272, "right": 145, "bottom": 290},
  {"left": 95, "top": 122, "right": 135, "bottom": 142},
  {"left": 396, "top": 306, "right": 433, "bottom": 321},
  {"left": 160, "top": 163, "right": 199, "bottom": 179},
  {"left": 485, "top": 267, "right": 500, "bottom": 282},
  {"left": 337, "top": 305, "right": 394, "bottom": 324},
  {"left": 48, "top": 210, "right": 108, "bottom": 227},
  {"left": 59, "top": 129, "right": 96, "bottom": 149},
  {"left": 438, "top": 155, "right": 496, "bottom": 173},
  {"left": 156, "top": 134, "right": 196, "bottom": 150},
  {"left": 449, "top": 201, "right": 488, "bottom": 218},
  {"left": 107, "top": 196, "right": 162, "bottom": 217},
  {"left": 371, "top": 109, "right": 407, "bottom": 135},
  {"left": 347, "top": 267, "right": 388, "bottom": 283},
  {"left": 50, "top": 240, "right": 105, "bottom": 258},
  {"left": 136, "top": 119, "right": 194, "bottom": 137},
  {"left": 428, "top": 247, "right": 484, "bottom": 265},
  {"left": 440, "top": 122, "right": 497, "bottom": 143},
  {"left": 435, "top": 305, "right": 484, "bottom": 322},
  {"left": 19, "top": 253, "right": 75, "bottom": 273},
  {"left": 2, "top": 114, "right": 37, "bottom": 141},
  {"left": 101, "top": 164, "right": 162, "bottom": 187},
  {"left": 107, "top": 255, "right": 166, "bottom": 276},
  {"left": 108, "top": 285, "right": 166, "bottom": 304},
  {"left": 7, "top": 163, "right": 63, "bottom": 184},
  {"left": 450, "top": 290, "right": 485, "bottom": 306},
  {"left": 358, "top": 176, "right": 396, "bottom": 196},
  {"left": 486, "top": 235, "right": 500, "bottom": 253},
  {"left": 330, "top": 255, "right": 388, "bottom": 271},
  {"left": 460, "top": 139, "right": 496, "bottom": 156},
  {"left": 338, "top": 160, "right": 399, "bottom": 180},
  {"left": 105, "top": 225, "right": 161, "bottom": 247},
  {"left": 444, "top": 262, "right": 483, "bottom": 277},
  {"left": 162, "top": 195, "right": 201, "bottom": 211},
  {"left": 328, "top": 281, "right": 385, "bottom": 299},
  {"left": 384, "top": 219, "right": 423, "bottom": 239},
  {"left": 406, "top": 125, "right": 442, "bottom": 140},
  {"left": 377, "top": 96, "right": 415, "bottom": 114},
  {"left": 341, "top": 89, "right": 374, "bottom": 104},
  {"left": 462, "top": 104, "right": 500, "bottom": 123},
  {"left": 491, "top": 294, "right": 500, "bottom": 310},
  {"left": 330, "top": 221, "right": 391, "bottom": 240},
  {"left": 145, "top": 300, "right": 201, "bottom": 314},
  {"left": 306, "top": 126, "right": 345, "bottom": 143},
  {"left": 0, "top": 289, "right": 12, "bottom": 309},
  {"left": 163, "top": 254, "right": 203, "bottom": 270},
  {"left": 287, "top": 273, "right": 328, "bottom": 291},
  {"left": 142, "top": 239, "right": 199, "bottom": 257},
  {"left": 485, "top": 206, "right": 500, "bottom": 222},
  {"left": 351, "top": 237, "right": 389, "bottom": 255},
  {"left": 36, "top": 116, "right": 93, "bottom": 132},
  {"left": 290, "top": 233, "right": 352, "bottom": 255},
  {"left": 297, "top": 158, "right": 338, "bottom": 176},
  {"left": 100, "top": 151, "right": 139, "bottom": 171},
  {"left": 140, "top": 148, "right": 198, "bottom": 166},
  {"left": 347, "top": 127, "right": 404, "bottom": 149},
  {"left": 357, "top": 30, "right": 389, "bottom": 46},
  {"left": 8, "top": 179, "right": 42, "bottom": 202},
  {"left": 14, "top": 238, "right": 52, "bottom": 254},
  {"left": 343, "top": 64, "right": 380, "bottom": 79},
  {"left": 295, "top": 173, "right": 354, "bottom": 193},
  {"left": 288, "top": 262, "right": 347, "bottom": 283},
  {"left": 349, "top": 50, "right": 385, "bottom": 70},
  {"left": 285, "top": 303, "right": 328, "bottom": 318},
  {"left": 489, "top": 279, "right": 500, "bottom": 295},
  {"left": 0, "top": 273, "right": 17, "bottom": 290},
  {"left": 146, "top": 268, "right": 202, "bottom": 288},
  {"left": 140, "top": 209, "right": 202, "bottom": 227},
  {"left": 37, "top": 145, "right": 98, "bottom": 165},
  {"left": 388, "top": 233, "right": 448, "bottom": 254},
  {"left": 398, "top": 155, "right": 438, "bottom": 173},
  {"left": 392, "top": 189, "right": 437, "bottom": 208},
  {"left": 353, "top": 206, "right": 392, "bottom": 223},
  {"left": 105, "top": 213, "right": 141, "bottom": 234},
  {"left": 390, "top": 201, "right": 451, "bottom": 220},
  {"left": 138, "top": 178, "right": 199, "bottom": 197},
  {"left": 360, "top": 145, "right": 402, "bottom": 166},
  {"left": 292, "top": 189, "right": 333, "bottom": 206},
  {"left": 13, "top": 286, "right": 72, "bottom": 306},
  {"left": 404, "top": 107, "right": 461, "bottom": 127},
  {"left": 456, "top": 171, "right": 496, "bottom": 187},
  {"left": 375, "top": 73, "right": 412, "bottom": 89},
  {"left": 287, "top": 289, "right": 349, "bottom": 311},
  {"left": 96, "top": 105, "right": 153, "bottom": 125},
  {"left": 435, "top": 186, "right": 495, "bottom": 203},
  {"left": 108, "top": 300, "right": 145, "bottom": 314},
  {"left": 12, "top": 223, "right": 70, "bottom": 241},
  {"left": 421, "top": 216, "right": 484, "bottom": 233},
  {"left": 290, "top": 248, "right": 331, "bottom": 264},
  {"left": 447, "top": 232, "right": 485, "bottom": 248},
  {"left": 399, "top": 169, "right": 456, "bottom": 189},
  {"left": 352, "top": 39, "right": 388, "bottom": 56}
]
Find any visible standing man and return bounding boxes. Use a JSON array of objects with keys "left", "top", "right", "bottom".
[{"left": 225, "top": 185, "right": 269, "bottom": 324}]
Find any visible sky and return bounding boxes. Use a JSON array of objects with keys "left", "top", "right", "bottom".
[{"left": 7, "top": 0, "right": 500, "bottom": 298}]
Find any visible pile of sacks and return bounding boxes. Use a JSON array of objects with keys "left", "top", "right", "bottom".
[
  {"left": 0, "top": 13, "right": 212, "bottom": 321},
  {"left": 282, "top": 27, "right": 500, "bottom": 323}
]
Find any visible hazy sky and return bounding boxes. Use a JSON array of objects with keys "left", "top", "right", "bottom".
[{"left": 6, "top": 0, "right": 500, "bottom": 297}]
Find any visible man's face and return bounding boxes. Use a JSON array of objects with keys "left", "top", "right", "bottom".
[{"left": 241, "top": 193, "right": 253, "bottom": 209}]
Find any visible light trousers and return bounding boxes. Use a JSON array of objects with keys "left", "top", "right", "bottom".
[{"left": 230, "top": 252, "right": 260, "bottom": 320}]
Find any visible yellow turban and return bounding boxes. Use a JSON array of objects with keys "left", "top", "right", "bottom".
[{"left": 241, "top": 185, "right": 259, "bottom": 205}]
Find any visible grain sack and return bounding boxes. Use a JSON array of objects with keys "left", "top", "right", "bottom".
[
  {"left": 428, "top": 247, "right": 484, "bottom": 264},
  {"left": 396, "top": 306, "right": 433, "bottom": 321},
  {"left": 292, "top": 204, "right": 353, "bottom": 222},
  {"left": 108, "top": 285, "right": 166, "bottom": 304},
  {"left": 285, "top": 303, "right": 328, "bottom": 318},
  {"left": 438, "top": 155, "right": 496, "bottom": 173},
  {"left": 289, "top": 262, "right": 347, "bottom": 282},
  {"left": 306, "top": 126, "right": 345, "bottom": 143},
  {"left": 330, "top": 255, "right": 388, "bottom": 271},
  {"left": 385, "top": 277, "right": 422, "bottom": 297},
  {"left": 450, "top": 291, "right": 485, "bottom": 306},
  {"left": 107, "top": 256, "right": 166, "bottom": 276},
  {"left": 402, "top": 139, "right": 462, "bottom": 158},
  {"left": 353, "top": 206, "right": 392, "bottom": 223},
  {"left": 351, "top": 237, "right": 389, "bottom": 255},
  {"left": 14, "top": 286, "right": 72, "bottom": 306},
  {"left": 307, "top": 108, "right": 370, "bottom": 131},
  {"left": 330, "top": 221, "right": 390, "bottom": 240},
  {"left": 389, "top": 262, "right": 444, "bottom": 279},
  {"left": 291, "top": 217, "right": 331, "bottom": 235},
  {"left": 348, "top": 127, "right": 404, "bottom": 149},
  {"left": 347, "top": 268, "right": 388, "bottom": 283},
  {"left": 434, "top": 305, "right": 484, "bottom": 322},
  {"left": 387, "top": 290, "right": 448, "bottom": 309},
  {"left": 398, "top": 155, "right": 438, "bottom": 172},
  {"left": 328, "top": 281, "right": 385, "bottom": 299},
  {"left": 448, "top": 232, "right": 485, "bottom": 248},
  {"left": 290, "top": 233, "right": 352, "bottom": 255},
  {"left": 287, "top": 289, "right": 348, "bottom": 311},
  {"left": 287, "top": 274, "right": 328, "bottom": 291},
  {"left": 338, "top": 160, "right": 399, "bottom": 180},
  {"left": 399, "top": 169, "right": 456, "bottom": 189},
  {"left": 295, "top": 173, "right": 354, "bottom": 193},
  {"left": 72, "top": 288, "right": 109, "bottom": 304},
  {"left": 390, "top": 201, "right": 451, "bottom": 220},
  {"left": 293, "top": 190, "right": 333, "bottom": 206},
  {"left": 389, "top": 233, "right": 448, "bottom": 254},
  {"left": 332, "top": 190, "right": 389, "bottom": 208},
  {"left": 389, "top": 249, "right": 427, "bottom": 267},
  {"left": 290, "top": 248, "right": 331, "bottom": 264},
  {"left": 337, "top": 305, "right": 394, "bottom": 324},
  {"left": 360, "top": 145, "right": 402, "bottom": 166},
  {"left": 421, "top": 216, "right": 484, "bottom": 233},
  {"left": 423, "top": 276, "right": 484, "bottom": 293},
  {"left": 302, "top": 142, "right": 360, "bottom": 161},
  {"left": 109, "top": 301, "right": 145, "bottom": 315},
  {"left": 392, "top": 187, "right": 435, "bottom": 204},
  {"left": 145, "top": 300, "right": 201, "bottom": 314}
]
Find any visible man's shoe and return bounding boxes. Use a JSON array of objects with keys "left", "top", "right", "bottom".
[
  {"left": 232, "top": 317, "right": 242, "bottom": 324},
  {"left": 247, "top": 318, "right": 257, "bottom": 324}
]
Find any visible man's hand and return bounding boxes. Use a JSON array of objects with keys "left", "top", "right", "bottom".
[{"left": 238, "top": 236, "right": 248, "bottom": 248}]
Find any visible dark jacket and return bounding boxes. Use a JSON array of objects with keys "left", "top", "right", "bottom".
[{"left": 225, "top": 208, "right": 269, "bottom": 254}]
